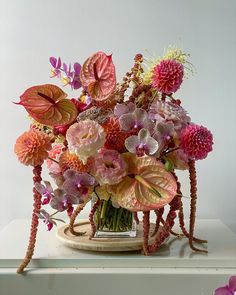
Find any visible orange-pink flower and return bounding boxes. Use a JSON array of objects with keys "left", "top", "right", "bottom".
[
  {"left": 108, "top": 153, "right": 177, "bottom": 212},
  {"left": 15, "top": 130, "right": 52, "bottom": 166}
]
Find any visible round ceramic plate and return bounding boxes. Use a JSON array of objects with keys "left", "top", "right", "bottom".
[{"left": 56, "top": 221, "right": 169, "bottom": 252}]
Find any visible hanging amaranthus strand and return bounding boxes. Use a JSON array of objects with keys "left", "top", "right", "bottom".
[
  {"left": 171, "top": 172, "right": 207, "bottom": 243},
  {"left": 178, "top": 198, "right": 207, "bottom": 243},
  {"left": 188, "top": 159, "right": 208, "bottom": 253},
  {"left": 17, "top": 165, "right": 42, "bottom": 274},
  {"left": 142, "top": 211, "right": 150, "bottom": 255},
  {"left": 69, "top": 204, "right": 85, "bottom": 236},
  {"left": 151, "top": 207, "right": 164, "bottom": 237},
  {"left": 89, "top": 198, "right": 101, "bottom": 239},
  {"left": 147, "top": 195, "right": 179, "bottom": 254}
]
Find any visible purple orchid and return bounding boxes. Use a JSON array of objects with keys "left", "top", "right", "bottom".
[
  {"left": 35, "top": 181, "right": 53, "bottom": 205},
  {"left": 215, "top": 276, "right": 236, "bottom": 295},
  {"left": 37, "top": 209, "right": 57, "bottom": 231},
  {"left": 119, "top": 108, "right": 154, "bottom": 133},
  {"left": 152, "top": 121, "right": 176, "bottom": 156},
  {"left": 49, "top": 57, "right": 61, "bottom": 78},
  {"left": 62, "top": 169, "right": 96, "bottom": 203},
  {"left": 49, "top": 56, "right": 82, "bottom": 90},
  {"left": 125, "top": 128, "right": 159, "bottom": 157},
  {"left": 114, "top": 102, "right": 135, "bottom": 118},
  {"left": 71, "top": 62, "right": 82, "bottom": 90},
  {"left": 62, "top": 62, "right": 82, "bottom": 90},
  {"left": 50, "top": 188, "right": 79, "bottom": 212}
]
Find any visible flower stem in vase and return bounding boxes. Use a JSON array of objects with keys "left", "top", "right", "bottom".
[{"left": 115, "top": 208, "right": 123, "bottom": 231}]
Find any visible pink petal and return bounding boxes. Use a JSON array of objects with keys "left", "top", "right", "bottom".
[
  {"left": 57, "top": 57, "right": 61, "bottom": 69},
  {"left": 47, "top": 222, "right": 53, "bottom": 231},
  {"left": 125, "top": 135, "right": 140, "bottom": 153},
  {"left": 214, "top": 286, "right": 232, "bottom": 295},
  {"left": 74, "top": 62, "right": 81, "bottom": 74},
  {"left": 49, "top": 57, "right": 57, "bottom": 68},
  {"left": 229, "top": 276, "right": 236, "bottom": 291},
  {"left": 119, "top": 113, "right": 136, "bottom": 131}
]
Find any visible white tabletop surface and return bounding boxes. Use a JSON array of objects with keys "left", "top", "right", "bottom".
[{"left": 0, "top": 218, "right": 236, "bottom": 270}]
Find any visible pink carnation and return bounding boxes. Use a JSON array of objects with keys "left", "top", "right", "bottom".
[
  {"left": 152, "top": 59, "right": 184, "bottom": 94},
  {"left": 180, "top": 124, "right": 213, "bottom": 160},
  {"left": 91, "top": 149, "right": 127, "bottom": 185},
  {"left": 46, "top": 144, "right": 64, "bottom": 174},
  {"left": 66, "top": 120, "right": 105, "bottom": 164}
]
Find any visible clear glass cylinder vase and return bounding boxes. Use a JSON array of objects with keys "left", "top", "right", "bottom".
[{"left": 93, "top": 197, "right": 137, "bottom": 238}]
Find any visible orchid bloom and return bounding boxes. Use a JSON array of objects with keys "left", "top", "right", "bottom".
[
  {"left": 50, "top": 188, "right": 78, "bottom": 216},
  {"left": 49, "top": 56, "right": 82, "bottom": 90},
  {"left": 125, "top": 128, "right": 159, "bottom": 156},
  {"left": 114, "top": 102, "right": 136, "bottom": 118},
  {"left": 214, "top": 276, "right": 236, "bottom": 295},
  {"left": 37, "top": 209, "right": 57, "bottom": 231},
  {"left": 62, "top": 169, "right": 95, "bottom": 203},
  {"left": 152, "top": 121, "right": 176, "bottom": 156},
  {"left": 50, "top": 57, "right": 61, "bottom": 78},
  {"left": 35, "top": 181, "right": 53, "bottom": 205},
  {"left": 119, "top": 108, "right": 154, "bottom": 133}
]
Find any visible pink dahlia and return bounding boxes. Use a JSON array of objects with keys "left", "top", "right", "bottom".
[
  {"left": 180, "top": 124, "right": 213, "bottom": 160},
  {"left": 152, "top": 59, "right": 184, "bottom": 94},
  {"left": 91, "top": 149, "right": 127, "bottom": 185}
]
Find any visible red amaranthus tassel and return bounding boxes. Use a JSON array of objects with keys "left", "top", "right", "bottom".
[
  {"left": 69, "top": 204, "right": 85, "bottom": 236},
  {"left": 151, "top": 207, "right": 164, "bottom": 237},
  {"left": 188, "top": 160, "right": 208, "bottom": 253},
  {"left": 89, "top": 198, "right": 101, "bottom": 239},
  {"left": 147, "top": 196, "right": 179, "bottom": 254},
  {"left": 17, "top": 165, "right": 42, "bottom": 273},
  {"left": 142, "top": 211, "right": 150, "bottom": 255}
]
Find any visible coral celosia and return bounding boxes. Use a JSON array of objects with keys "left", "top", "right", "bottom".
[
  {"left": 102, "top": 117, "right": 131, "bottom": 152},
  {"left": 180, "top": 124, "right": 213, "bottom": 160},
  {"left": 59, "top": 150, "right": 92, "bottom": 173},
  {"left": 14, "top": 130, "right": 52, "bottom": 166},
  {"left": 91, "top": 149, "right": 127, "bottom": 185},
  {"left": 66, "top": 120, "right": 105, "bottom": 163},
  {"left": 152, "top": 59, "right": 184, "bottom": 94}
]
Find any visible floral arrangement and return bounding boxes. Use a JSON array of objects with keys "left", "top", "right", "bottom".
[{"left": 14, "top": 46, "right": 213, "bottom": 273}]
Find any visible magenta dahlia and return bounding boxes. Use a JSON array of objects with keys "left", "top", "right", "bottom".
[
  {"left": 152, "top": 59, "right": 184, "bottom": 94},
  {"left": 180, "top": 124, "right": 213, "bottom": 160}
]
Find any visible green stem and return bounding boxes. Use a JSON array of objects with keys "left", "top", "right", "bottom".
[
  {"left": 112, "top": 208, "right": 118, "bottom": 231},
  {"left": 115, "top": 208, "right": 123, "bottom": 231}
]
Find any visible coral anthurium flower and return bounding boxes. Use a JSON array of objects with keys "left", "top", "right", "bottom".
[
  {"left": 16, "top": 84, "right": 78, "bottom": 127},
  {"left": 108, "top": 153, "right": 177, "bottom": 212},
  {"left": 14, "top": 130, "right": 52, "bottom": 166},
  {"left": 80, "top": 51, "right": 116, "bottom": 101}
]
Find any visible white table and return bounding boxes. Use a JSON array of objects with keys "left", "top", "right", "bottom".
[{"left": 0, "top": 219, "right": 235, "bottom": 295}]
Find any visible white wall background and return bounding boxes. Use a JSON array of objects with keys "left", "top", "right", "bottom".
[{"left": 0, "top": 0, "right": 236, "bottom": 232}]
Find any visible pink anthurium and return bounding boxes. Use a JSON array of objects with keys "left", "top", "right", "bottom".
[{"left": 80, "top": 51, "right": 116, "bottom": 101}]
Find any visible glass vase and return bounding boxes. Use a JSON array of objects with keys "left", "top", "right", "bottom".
[{"left": 93, "top": 197, "right": 137, "bottom": 238}]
